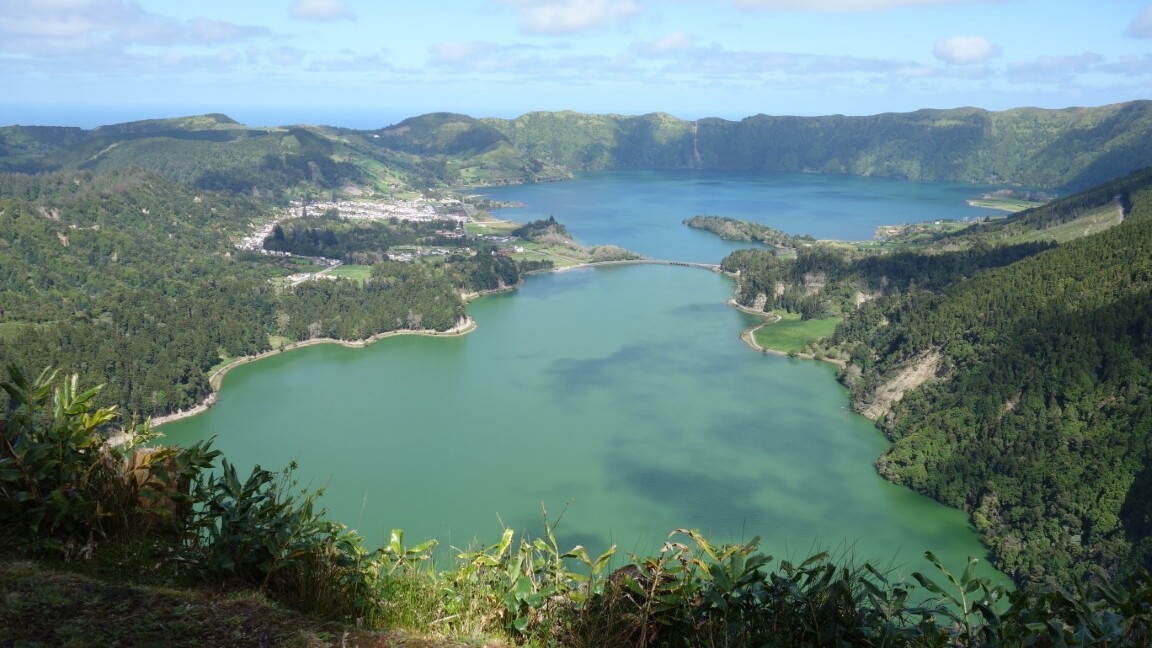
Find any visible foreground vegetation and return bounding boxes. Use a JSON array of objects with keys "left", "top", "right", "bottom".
[{"left": 4, "top": 368, "right": 1152, "bottom": 646}]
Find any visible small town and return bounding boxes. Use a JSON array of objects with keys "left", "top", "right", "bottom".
[
  {"left": 285, "top": 196, "right": 472, "bottom": 224},
  {"left": 233, "top": 195, "right": 475, "bottom": 262}
]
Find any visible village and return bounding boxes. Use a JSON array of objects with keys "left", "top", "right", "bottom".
[{"left": 233, "top": 195, "right": 478, "bottom": 261}]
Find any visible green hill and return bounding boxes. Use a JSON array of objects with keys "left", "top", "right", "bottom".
[
  {"left": 485, "top": 102, "right": 1152, "bottom": 190},
  {"left": 836, "top": 184, "right": 1152, "bottom": 587},
  {"left": 722, "top": 167, "right": 1152, "bottom": 588},
  {"left": 0, "top": 168, "right": 477, "bottom": 416},
  {"left": 6, "top": 102, "right": 1152, "bottom": 195}
]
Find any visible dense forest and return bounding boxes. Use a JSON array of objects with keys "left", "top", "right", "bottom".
[
  {"left": 0, "top": 170, "right": 540, "bottom": 416},
  {"left": 841, "top": 193, "right": 1152, "bottom": 587},
  {"left": 721, "top": 168, "right": 1152, "bottom": 588}
]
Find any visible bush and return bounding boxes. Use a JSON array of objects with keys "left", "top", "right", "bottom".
[
  {"left": 0, "top": 366, "right": 149, "bottom": 556},
  {"left": 185, "top": 459, "right": 384, "bottom": 622}
]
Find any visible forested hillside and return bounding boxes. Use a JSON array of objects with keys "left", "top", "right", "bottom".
[
  {"left": 5, "top": 102, "right": 1152, "bottom": 193},
  {"left": 0, "top": 170, "right": 502, "bottom": 416},
  {"left": 722, "top": 168, "right": 1152, "bottom": 587},
  {"left": 487, "top": 102, "right": 1152, "bottom": 190},
  {"left": 0, "top": 113, "right": 566, "bottom": 198},
  {"left": 838, "top": 188, "right": 1152, "bottom": 587}
]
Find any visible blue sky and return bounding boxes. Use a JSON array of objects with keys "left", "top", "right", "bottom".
[{"left": 3, "top": 0, "right": 1151, "bottom": 128}]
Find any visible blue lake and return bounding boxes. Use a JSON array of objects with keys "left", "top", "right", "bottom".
[{"left": 477, "top": 169, "right": 1003, "bottom": 261}]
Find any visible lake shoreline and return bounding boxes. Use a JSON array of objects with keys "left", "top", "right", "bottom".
[
  {"left": 151, "top": 263, "right": 675, "bottom": 429},
  {"left": 730, "top": 300, "right": 847, "bottom": 368},
  {"left": 151, "top": 316, "right": 477, "bottom": 427}
]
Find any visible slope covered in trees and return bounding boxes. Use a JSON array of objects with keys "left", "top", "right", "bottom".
[
  {"left": 486, "top": 102, "right": 1152, "bottom": 190},
  {"left": 0, "top": 170, "right": 485, "bottom": 416},
  {"left": 722, "top": 169, "right": 1152, "bottom": 587},
  {"left": 836, "top": 189, "right": 1152, "bottom": 587}
]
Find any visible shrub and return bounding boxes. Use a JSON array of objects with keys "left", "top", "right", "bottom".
[{"left": 0, "top": 366, "right": 149, "bottom": 556}]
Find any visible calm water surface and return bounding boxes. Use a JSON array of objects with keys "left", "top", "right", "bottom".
[
  {"left": 162, "top": 171, "right": 1005, "bottom": 582},
  {"left": 478, "top": 169, "right": 1003, "bottom": 261}
]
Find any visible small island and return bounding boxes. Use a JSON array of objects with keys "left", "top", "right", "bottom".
[{"left": 684, "top": 214, "right": 816, "bottom": 255}]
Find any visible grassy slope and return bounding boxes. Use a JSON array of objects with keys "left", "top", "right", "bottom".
[
  {"left": 0, "top": 561, "right": 472, "bottom": 648},
  {"left": 0, "top": 561, "right": 334, "bottom": 647},
  {"left": 753, "top": 312, "right": 842, "bottom": 354}
]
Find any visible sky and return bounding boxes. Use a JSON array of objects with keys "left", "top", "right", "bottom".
[{"left": 2, "top": 0, "right": 1151, "bottom": 128}]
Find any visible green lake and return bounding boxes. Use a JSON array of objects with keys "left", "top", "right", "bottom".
[{"left": 161, "top": 171, "right": 1007, "bottom": 583}]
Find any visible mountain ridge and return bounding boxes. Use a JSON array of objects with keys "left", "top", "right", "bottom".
[{"left": 5, "top": 100, "right": 1152, "bottom": 192}]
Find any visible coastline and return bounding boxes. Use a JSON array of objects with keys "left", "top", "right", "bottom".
[{"left": 150, "top": 316, "right": 477, "bottom": 428}]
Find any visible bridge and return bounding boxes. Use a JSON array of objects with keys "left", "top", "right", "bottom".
[{"left": 584, "top": 259, "right": 723, "bottom": 272}]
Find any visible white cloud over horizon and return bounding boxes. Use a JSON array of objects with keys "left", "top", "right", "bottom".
[
  {"left": 634, "top": 32, "right": 697, "bottom": 55},
  {"left": 1008, "top": 53, "right": 1105, "bottom": 85},
  {"left": 933, "top": 35, "right": 1001, "bottom": 64}
]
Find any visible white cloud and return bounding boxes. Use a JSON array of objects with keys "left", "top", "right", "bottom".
[
  {"left": 0, "top": 0, "right": 268, "bottom": 58},
  {"left": 0, "top": 0, "right": 274, "bottom": 80},
  {"left": 289, "top": 0, "right": 355, "bottom": 21},
  {"left": 933, "top": 35, "right": 1000, "bottom": 65},
  {"left": 733, "top": 0, "right": 989, "bottom": 11},
  {"left": 1127, "top": 5, "right": 1152, "bottom": 38},
  {"left": 501, "top": 0, "right": 642, "bottom": 35},
  {"left": 426, "top": 39, "right": 649, "bottom": 83}
]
